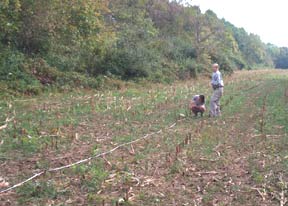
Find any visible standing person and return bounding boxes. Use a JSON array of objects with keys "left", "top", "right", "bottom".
[{"left": 210, "top": 63, "right": 224, "bottom": 117}]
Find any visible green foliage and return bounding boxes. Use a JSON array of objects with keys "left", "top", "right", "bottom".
[
  {"left": 0, "top": 47, "right": 42, "bottom": 94},
  {"left": 95, "top": 0, "right": 162, "bottom": 80},
  {"left": 72, "top": 162, "right": 108, "bottom": 192},
  {"left": 17, "top": 180, "right": 57, "bottom": 202},
  {"left": 0, "top": 0, "right": 21, "bottom": 44},
  {"left": 224, "top": 21, "right": 274, "bottom": 68},
  {"left": 98, "top": 46, "right": 152, "bottom": 79},
  {"left": 269, "top": 47, "right": 288, "bottom": 69},
  {"left": 0, "top": 0, "right": 286, "bottom": 94},
  {"left": 179, "top": 58, "right": 198, "bottom": 79}
]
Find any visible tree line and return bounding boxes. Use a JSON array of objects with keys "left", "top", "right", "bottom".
[{"left": 0, "top": 0, "right": 287, "bottom": 94}]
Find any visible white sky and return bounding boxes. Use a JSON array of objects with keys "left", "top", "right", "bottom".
[{"left": 188, "top": 0, "right": 288, "bottom": 47}]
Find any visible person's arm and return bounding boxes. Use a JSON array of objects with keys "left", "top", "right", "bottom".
[
  {"left": 215, "top": 73, "right": 221, "bottom": 85},
  {"left": 189, "top": 100, "right": 195, "bottom": 109},
  {"left": 211, "top": 73, "right": 219, "bottom": 88},
  {"left": 190, "top": 96, "right": 197, "bottom": 109}
]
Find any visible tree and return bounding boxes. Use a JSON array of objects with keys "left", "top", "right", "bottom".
[
  {"left": 0, "top": 0, "right": 286, "bottom": 92},
  {"left": 96, "top": 0, "right": 160, "bottom": 79},
  {"left": 274, "top": 47, "right": 288, "bottom": 69},
  {"left": 0, "top": 0, "right": 21, "bottom": 45}
]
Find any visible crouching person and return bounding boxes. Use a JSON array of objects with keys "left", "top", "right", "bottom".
[{"left": 189, "top": 95, "right": 206, "bottom": 117}]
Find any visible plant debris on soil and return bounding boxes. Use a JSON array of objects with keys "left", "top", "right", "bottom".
[{"left": 0, "top": 70, "right": 288, "bottom": 206}]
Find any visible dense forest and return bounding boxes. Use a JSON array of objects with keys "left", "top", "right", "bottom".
[{"left": 1, "top": 0, "right": 288, "bottom": 94}]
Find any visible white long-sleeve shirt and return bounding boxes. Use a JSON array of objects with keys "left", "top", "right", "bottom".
[{"left": 211, "top": 71, "right": 224, "bottom": 87}]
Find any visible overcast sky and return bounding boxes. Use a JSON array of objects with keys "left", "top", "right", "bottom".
[{"left": 188, "top": 0, "right": 288, "bottom": 47}]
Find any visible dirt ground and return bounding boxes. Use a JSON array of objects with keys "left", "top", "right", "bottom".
[{"left": 1, "top": 70, "right": 288, "bottom": 206}]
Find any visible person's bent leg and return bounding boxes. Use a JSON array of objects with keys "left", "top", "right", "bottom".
[
  {"left": 192, "top": 106, "right": 202, "bottom": 117},
  {"left": 200, "top": 106, "right": 206, "bottom": 112},
  {"left": 191, "top": 106, "right": 198, "bottom": 116},
  {"left": 199, "top": 106, "right": 206, "bottom": 117}
]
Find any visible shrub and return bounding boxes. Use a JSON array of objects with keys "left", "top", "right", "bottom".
[
  {"left": 22, "top": 58, "right": 61, "bottom": 85},
  {"left": 0, "top": 48, "right": 42, "bottom": 94},
  {"left": 55, "top": 72, "right": 104, "bottom": 90},
  {"left": 95, "top": 45, "right": 161, "bottom": 80},
  {"left": 178, "top": 58, "right": 198, "bottom": 80}
]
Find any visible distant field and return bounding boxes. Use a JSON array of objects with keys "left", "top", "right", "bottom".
[{"left": 0, "top": 70, "right": 288, "bottom": 206}]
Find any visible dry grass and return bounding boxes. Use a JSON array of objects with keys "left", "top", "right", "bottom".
[{"left": 0, "top": 70, "right": 288, "bottom": 206}]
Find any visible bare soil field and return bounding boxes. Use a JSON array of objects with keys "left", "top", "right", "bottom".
[{"left": 1, "top": 70, "right": 288, "bottom": 206}]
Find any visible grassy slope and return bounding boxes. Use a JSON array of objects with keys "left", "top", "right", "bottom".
[{"left": 0, "top": 70, "right": 288, "bottom": 205}]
